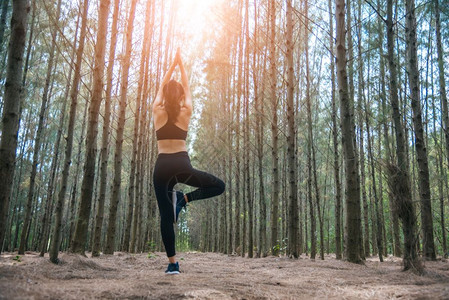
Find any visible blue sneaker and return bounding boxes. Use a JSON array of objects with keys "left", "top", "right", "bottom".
[
  {"left": 172, "top": 190, "right": 186, "bottom": 224},
  {"left": 165, "top": 262, "right": 180, "bottom": 275}
]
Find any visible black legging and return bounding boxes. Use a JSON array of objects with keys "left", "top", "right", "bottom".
[{"left": 153, "top": 151, "right": 225, "bottom": 257}]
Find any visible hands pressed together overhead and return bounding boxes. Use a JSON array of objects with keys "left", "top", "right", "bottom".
[
  {"left": 174, "top": 47, "right": 183, "bottom": 66},
  {"left": 153, "top": 47, "right": 191, "bottom": 111}
]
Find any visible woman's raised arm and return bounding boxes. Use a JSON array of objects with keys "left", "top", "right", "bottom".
[
  {"left": 153, "top": 57, "right": 177, "bottom": 111},
  {"left": 177, "top": 51, "right": 192, "bottom": 112}
]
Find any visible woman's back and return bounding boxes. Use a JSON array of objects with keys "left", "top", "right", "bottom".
[{"left": 154, "top": 107, "right": 191, "bottom": 153}]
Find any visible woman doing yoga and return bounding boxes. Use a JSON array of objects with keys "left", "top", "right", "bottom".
[{"left": 152, "top": 49, "right": 225, "bottom": 275}]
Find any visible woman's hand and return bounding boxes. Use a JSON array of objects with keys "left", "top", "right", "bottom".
[
  {"left": 175, "top": 48, "right": 182, "bottom": 65},
  {"left": 154, "top": 49, "right": 180, "bottom": 111}
]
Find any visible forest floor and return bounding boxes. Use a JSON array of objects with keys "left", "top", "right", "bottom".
[{"left": 0, "top": 251, "right": 448, "bottom": 299}]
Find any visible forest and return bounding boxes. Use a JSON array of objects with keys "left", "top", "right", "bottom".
[{"left": 0, "top": 0, "right": 449, "bottom": 298}]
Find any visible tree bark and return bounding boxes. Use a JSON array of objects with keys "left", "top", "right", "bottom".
[
  {"left": 335, "top": 0, "right": 362, "bottom": 264},
  {"left": 364, "top": 98, "right": 383, "bottom": 262},
  {"left": 286, "top": 0, "right": 298, "bottom": 259},
  {"left": 434, "top": 0, "right": 448, "bottom": 258},
  {"left": 251, "top": 0, "right": 266, "bottom": 258},
  {"left": 104, "top": 0, "right": 137, "bottom": 255},
  {"left": 354, "top": 0, "right": 370, "bottom": 259},
  {"left": 18, "top": 0, "right": 59, "bottom": 255},
  {"left": 328, "top": 0, "right": 342, "bottom": 260},
  {"left": 0, "top": 0, "right": 9, "bottom": 53},
  {"left": 0, "top": 0, "right": 29, "bottom": 254},
  {"left": 234, "top": 0, "right": 243, "bottom": 256},
  {"left": 405, "top": 0, "right": 436, "bottom": 261},
  {"left": 70, "top": 0, "right": 110, "bottom": 255},
  {"left": 38, "top": 0, "right": 64, "bottom": 257},
  {"left": 243, "top": 0, "right": 252, "bottom": 259},
  {"left": 269, "top": 0, "right": 280, "bottom": 257},
  {"left": 91, "top": 0, "right": 119, "bottom": 258},
  {"left": 385, "top": 0, "right": 422, "bottom": 272},
  {"left": 128, "top": 0, "right": 151, "bottom": 253}
]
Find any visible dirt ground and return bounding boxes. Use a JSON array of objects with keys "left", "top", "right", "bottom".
[{"left": 1, "top": 251, "right": 448, "bottom": 300}]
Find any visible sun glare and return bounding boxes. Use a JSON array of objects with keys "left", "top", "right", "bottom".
[{"left": 175, "top": 0, "right": 221, "bottom": 45}]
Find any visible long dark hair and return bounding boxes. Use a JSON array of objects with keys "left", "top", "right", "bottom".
[{"left": 163, "top": 79, "right": 184, "bottom": 122}]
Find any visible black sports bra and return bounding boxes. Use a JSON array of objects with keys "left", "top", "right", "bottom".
[{"left": 156, "top": 118, "right": 187, "bottom": 141}]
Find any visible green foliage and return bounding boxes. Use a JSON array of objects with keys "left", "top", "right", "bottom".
[
  {"left": 273, "top": 238, "right": 289, "bottom": 254},
  {"left": 12, "top": 255, "right": 21, "bottom": 262},
  {"left": 147, "top": 241, "right": 157, "bottom": 252}
]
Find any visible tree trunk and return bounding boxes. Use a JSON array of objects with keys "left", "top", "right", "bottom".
[
  {"left": 0, "top": 0, "right": 29, "bottom": 254},
  {"left": 0, "top": 0, "right": 9, "bottom": 53},
  {"left": 328, "top": 0, "right": 342, "bottom": 260},
  {"left": 285, "top": 0, "right": 298, "bottom": 259},
  {"left": 385, "top": 0, "right": 422, "bottom": 272},
  {"left": 91, "top": 0, "right": 119, "bottom": 258},
  {"left": 251, "top": 1, "right": 266, "bottom": 258},
  {"left": 234, "top": 0, "right": 243, "bottom": 256},
  {"left": 354, "top": 0, "right": 370, "bottom": 259},
  {"left": 376, "top": 5, "right": 401, "bottom": 256},
  {"left": 0, "top": 0, "right": 9, "bottom": 85},
  {"left": 434, "top": 0, "right": 448, "bottom": 258},
  {"left": 40, "top": 73, "right": 67, "bottom": 257},
  {"left": 243, "top": 0, "right": 252, "bottom": 259},
  {"left": 405, "top": 0, "right": 436, "bottom": 261},
  {"left": 5, "top": 108, "right": 30, "bottom": 251},
  {"left": 38, "top": 0, "right": 64, "bottom": 257},
  {"left": 226, "top": 46, "right": 234, "bottom": 254},
  {"left": 365, "top": 99, "right": 383, "bottom": 262},
  {"left": 128, "top": 0, "right": 151, "bottom": 253},
  {"left": 71, "top": 0, "right": 110, "bottom": 255},
  {"left": 104, "top": 0, "right": 137, "bottom": 255},
  {"left": 18, "top": 0, "right": 59, "bottom": 254},
  {"left": 47, "top": 41, "right": 78, "bottom": 255},
  {"left": 335, "top": 0, "right": 361, "bottom": 264},
  {"left": 305, "top": 0, "right": 316, "bottom": 260},
  {"left": 269, "top": 0, "right": 280, "bottom": 257}
]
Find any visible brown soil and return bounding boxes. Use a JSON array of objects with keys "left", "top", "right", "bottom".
[{"left": 1, "top": 251, "right": 448, "bottom": 299}]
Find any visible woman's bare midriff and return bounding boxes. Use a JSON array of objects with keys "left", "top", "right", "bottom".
[{"left": 157, "top": 140, "right": 187, "bottom": 154}]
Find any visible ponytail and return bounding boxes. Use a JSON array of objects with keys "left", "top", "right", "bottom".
[{"left": 163, "top": 80, "right": 184, "bottom": 122}]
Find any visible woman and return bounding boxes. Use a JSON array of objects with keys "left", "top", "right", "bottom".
[{"left": 152, "top": 50, "right": 225, "bottom": 275}]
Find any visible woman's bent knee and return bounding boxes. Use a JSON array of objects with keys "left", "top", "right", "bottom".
[{"left": 217, "top": 179, "right": 225, "bottom": 195}]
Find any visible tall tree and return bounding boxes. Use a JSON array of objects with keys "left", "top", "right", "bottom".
[
  {"left": 355, "top": 0, "right": 370, "bottom": 258},
  {"left": 434, "top": 0, "right": 448, "bottom": 258},
  {"left": 70, "top": 0, "right": 111, "bottom": 255},
  {"left": 286, "top": 0, "right": 298, "bottom": 258},
  {"left": 104, "top": 0, "right": 137, "bottom": 255},
  {"left": 49, "top": 0, "right": 88, "bottom": 262},
  {"left": 253, "top": 0, "right": 266, "bottom": 258},
  {"left": 243, "top": 0, "right": 253, "bottom": 259},
  {"left": 91, "top": 0, "right": 119, "bottom": 257},
  {"left": 234, "top": 0, "right": 243, "bottom": 256},
  {"left": 405, "top": 0, "right": 436, "bottom": 260},
  {"left": 0, "top": 0, "right": 9, "bottom": 54},
  {"left": 364, "top": 93, "right": 383, "bottom": 262},
  {"left": 385, "top": 0, "right": 421, "bottom": 272},
  {"left": 129, "top": 0, "right": 152, "bottom": 253},
  {"left": 328, "top": 0, "right": 342, "bottom": 260},
  {"left": 269, "top": 0, "right": 280, "bottom": 257},
  {"left": 18, "top": 0, "right": 61, "bottom": 255},
  {"left": 0, "top": 0, "right": 29, "bottom": 254},
  {"left": 38, "top": 0, "right": 64, "bottom": 257},
  {"left": 335, "top": 0, "right": 361, "bottom": 263}
]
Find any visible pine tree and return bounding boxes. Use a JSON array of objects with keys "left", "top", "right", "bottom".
[
  {"left": 0, "top": 0, "right": 29, "bottom": 254},
  {"left": 71, "top": 0, "right": 111, "bottom": 255}
]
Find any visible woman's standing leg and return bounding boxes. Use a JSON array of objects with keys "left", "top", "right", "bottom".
[{"left": 153, "top": 176, "right": 177, "bottom": 259}]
